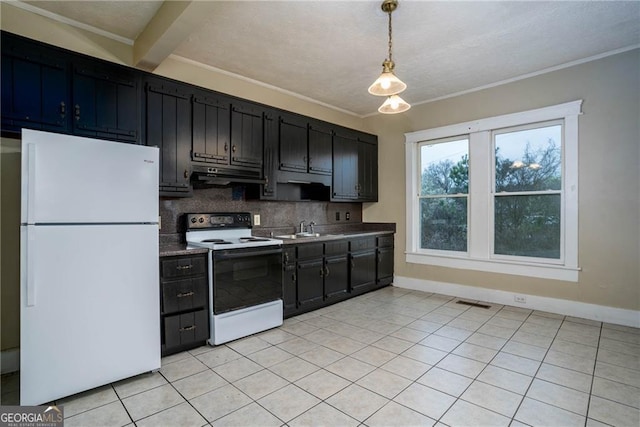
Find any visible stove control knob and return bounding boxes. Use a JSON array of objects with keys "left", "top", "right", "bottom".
[
  {"left": 190, "top": 217, "right": 197, "bottom": 223},
  {"left": 198, "top": 217, "right": 204, "bottom": 223}
]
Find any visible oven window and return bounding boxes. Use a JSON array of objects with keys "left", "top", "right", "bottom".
[{"left": 213, "top": 248, "right": 283, "bottom": 314}]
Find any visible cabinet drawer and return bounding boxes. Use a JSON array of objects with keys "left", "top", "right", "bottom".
[
  {"left": 163, "top": 309, "right": 208, "bottom": 349},
  {"left": 297, "top": 243, "right": 324, "bottom": 260},
  {"left": 377, "top": 235, "right": 394, "bottom": 248},
  {"left": 350, "top": 237, "right": 376, "bottom": 252},
  {"left": 161, "top": 255, "right": 206, "bottom": 279},
  {"left": 324, "top": 240, "right": 348, "bottom": 256},
  {"left": 162, "top": 276, "right": 207, "bottom": 315}
]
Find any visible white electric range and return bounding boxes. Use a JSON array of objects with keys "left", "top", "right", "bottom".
[{"left": 186, "top": 213, "right": 284, "bottom": 345}]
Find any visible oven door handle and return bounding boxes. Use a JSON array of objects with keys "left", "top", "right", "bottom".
[{"left": 214, "top": 248, "right": 283, "bottom": 259}]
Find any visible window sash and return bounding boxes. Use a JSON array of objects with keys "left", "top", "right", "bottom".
[{"left": 405, "top": 100, "right": 581, "bottom": 281}]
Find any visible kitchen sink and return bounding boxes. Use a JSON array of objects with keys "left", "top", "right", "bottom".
[{"left": 275, "top": 233, "right": 342, "bottom": 240}]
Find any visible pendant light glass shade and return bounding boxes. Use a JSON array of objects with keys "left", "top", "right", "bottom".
[
  {"left": 368, "top": 60, "right": 407, "bottom": 96},
  {"left": 378, "top": 94, "right": 411, "bottom": 114}
]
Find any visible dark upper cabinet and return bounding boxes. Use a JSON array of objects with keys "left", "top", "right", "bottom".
[
  {"left": 279, "top": 113, "right": 308, "bottom": 172},
  {"left": 230, "top": 100, "right": 263, "bottom": 170},
  {"left": 332, "top": 130, "right": 359, "bottom": 200},
  {"left": 357, "top": 134, "right": 378, "bottom": 201},
  {"left": 192, "top": 91, "right": 231, "bottom": 165},
  {"left": 332, "top": 128, "right": 378, "bottom": 202},
  {"left": 72, "top": 59, "right": 140, "bottom": 143},
  {"left": 261, "top": 109, "right": 279, "bottom": 199},
  {"left": 308, "top": 121, "right": 333, "bottom": 175},
  {"left": 1, "top": 33, "right": 70, "bottom": 134},
  {"left": 278, "top": 113, "right": 333, "bottom": 176},
  {"left": 145, "top": 77, "right": 193, "bottom": 196}
]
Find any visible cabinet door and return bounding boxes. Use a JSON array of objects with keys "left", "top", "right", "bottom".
[
  {"left": 145, "top": 79, "right": 192, "bottom": 195},
  {"left": 192, "top": 93, "right": 231, "bottom": 165},
  {"left": 261, "top": 110, "right": 279, "bottom": 199},
  {"left": 72, "top": 60, "right": 140, "bottom": 143},
  {"left": 332, "top": 133, "right": 359, "bottom": 200},
  {"left": 357, "top": 139, "right": 378, "bottom": 201},
  {"left": 283, "top": 263, "right": 298, "bottom": 317},
  {"left": 230, "top": 101, "right": 263, "bottom": 169},
  {"left": 297, "top": 259, "right": 324, "bottom": 307},
  {"left": 350, "top": 251, "right": 377, "bottom": 292},
  {"left": 1, "top": 34, "right": 69, "bottom": 133},
  {"left": 279, "top": 114, "right": 308, "bottom": 172},
  {"left": 308, "top": 122, "right": 333, "bottom": 175},
  {"left": 377, "top": 247, "right": 394, "bottom": 285},
  {"left": 324, "top": 255, "right": 349, "bottom": 300}
]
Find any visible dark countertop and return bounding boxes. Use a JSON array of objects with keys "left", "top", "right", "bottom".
[
  {"left": 159, "top": 222, "right": 396, "bottom": 256},
  {"left": 277, "top": 230, "right": 394, "bottom": 246},
  {"left": 159, "top": 244, "right": 208, "bottom": 257}
]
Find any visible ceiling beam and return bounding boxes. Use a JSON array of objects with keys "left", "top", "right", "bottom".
[{"left": 133, "top": 0, "right": 215, "bottom": 71}]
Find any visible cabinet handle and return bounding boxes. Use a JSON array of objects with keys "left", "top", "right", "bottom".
[
  {"left": 224, "top": 143, "right": 228, "bottom": 152},
  {"left": 74, "top": 104, "right": 80, "bottom": 121},
  {"left": 319, "top": 268, "right": 324, "bottom": 277},
  {"left": 292, "top": 273, "right": 296, "bottom": 282},
  {"left": 284, "top": 253, "right": 289, "bottom": 263},
  {"left": 176, "top": 265, "right": 193, "bottom": 270},
  {"left": 184, "top": 169, "right": 189, "bottom": 179},
  {"left": 351, "top": 260, "right": 355, "bottom": 269},
  {"left": 177, "top": 291, "right": 194, "bottom": 298},
  {"left": 324, "top": 266, "right": 330, "bottom": 277},
  {"left": 179, "top": 325, "right": 195, "bottom": 332},
  {"left": 60, "top": 102, "right": 66, "bottom": 117},
  {"left": 232, "top": 145, "right": 237, "bottom": 152}
]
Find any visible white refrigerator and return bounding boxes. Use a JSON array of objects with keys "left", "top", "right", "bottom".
[{"left": 20, "top": 129, "right": 161, "bottom": 405}]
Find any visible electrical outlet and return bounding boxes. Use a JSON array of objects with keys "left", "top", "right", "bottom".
[
  {"left": 253, "top": 214, "right": 260, "bottom": 226},
  {"left": 346, "top": 212, "right": 350, "bottom": 221},
  {"left": 335, "top": 212, "right": 340, "bottom": 221},
  {"left": 514, "top": 295, "right": 527, "bottom": 304}
]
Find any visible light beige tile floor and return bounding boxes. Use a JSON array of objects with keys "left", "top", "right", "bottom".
[{"left": 3, "top": 286, "right": 640, "bottom": 426}]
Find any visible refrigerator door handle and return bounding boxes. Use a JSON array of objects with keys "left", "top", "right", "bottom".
[
  {"left": 26, "top": 143, "right": 37, "bottom": 224},
  {"left": 25, "top": 226, "right": 36, "bottom": 306}
]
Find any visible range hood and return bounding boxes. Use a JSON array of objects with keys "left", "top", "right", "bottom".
[{"left": 191, "top": 165, "right": 266, "bottom": 187}]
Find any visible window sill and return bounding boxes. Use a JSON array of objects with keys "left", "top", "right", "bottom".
[{"left": 405, "top": 252, "right": 579, "bottom": 282}]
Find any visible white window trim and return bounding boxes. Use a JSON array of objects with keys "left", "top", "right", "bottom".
[{"left": 405, "top": 100, "right": 582, "bottom": 282}]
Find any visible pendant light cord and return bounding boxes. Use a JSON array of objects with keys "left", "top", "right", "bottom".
[{"left": 387, "top": 9, "right": 393, "bottom": 62}]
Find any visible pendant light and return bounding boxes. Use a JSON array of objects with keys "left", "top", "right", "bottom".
[{"left": 368, "top": 0, "right": 410, "bottom": 114}]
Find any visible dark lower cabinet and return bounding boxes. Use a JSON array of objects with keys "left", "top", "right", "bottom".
[
  {"left": 284, "top": 234, "right": 392, "bottom": 318},
  {"left": 296, "top": 243, "right": 325, "bottom": 310},
  {"left": 324, "top": 240, "right": 349, "bottom": 302},
  {"left": 145, "top": 77, "right": 193, "bottom": 196},
  {"left": 160, "top": 253, "right": 209, "bottom": 356},
  {"left": 377, "top": 236, "right": 394, "bottom": 286}
]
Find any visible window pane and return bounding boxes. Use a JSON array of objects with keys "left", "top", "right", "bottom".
[
  {"left": 420, "top": 197, "right": 467, "bottom": 252},
  {"left": 495, "top": 125, "right": 562, "bottom": 192},
  {"left": 421, "top": 138, "right": 469, "bottom": 195},
  {"left": 494, "top": 194, "right": 561, "bottom": 259}
]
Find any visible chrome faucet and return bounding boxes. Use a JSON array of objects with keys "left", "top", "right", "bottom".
[
  {"left": 299, "top": 220, "right": 306, "bottom": 233},
  {"left": 309, "top": 221, "right": 316, "bottom": 234}
]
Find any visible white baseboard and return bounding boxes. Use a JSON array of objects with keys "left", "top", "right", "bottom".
[
  {"left": 1, "top": 348, "right": 19, "bottom": 374},
  {"left": 394, "top": 276, "right": 640, "bottom": 328}
]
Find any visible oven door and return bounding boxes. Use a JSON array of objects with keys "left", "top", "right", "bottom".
[{"left": 212, "top": 245, "right": 283, "bottom": 314}]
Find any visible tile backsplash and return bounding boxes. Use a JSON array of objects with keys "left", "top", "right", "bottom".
[{"left": 159, "top": 186, "right": 362, "bottom": 243}]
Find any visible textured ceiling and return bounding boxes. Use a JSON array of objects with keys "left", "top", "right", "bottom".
[{"left": 16, "top": 1, "right": 640, "bottom": 117}]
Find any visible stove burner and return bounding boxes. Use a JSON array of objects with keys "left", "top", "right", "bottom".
[
  {"left": 239, "top": 237, "right": 270, "bottom": 242},
  {"left": 201, "top": 239, "right": 231, "bottom": 244}
]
